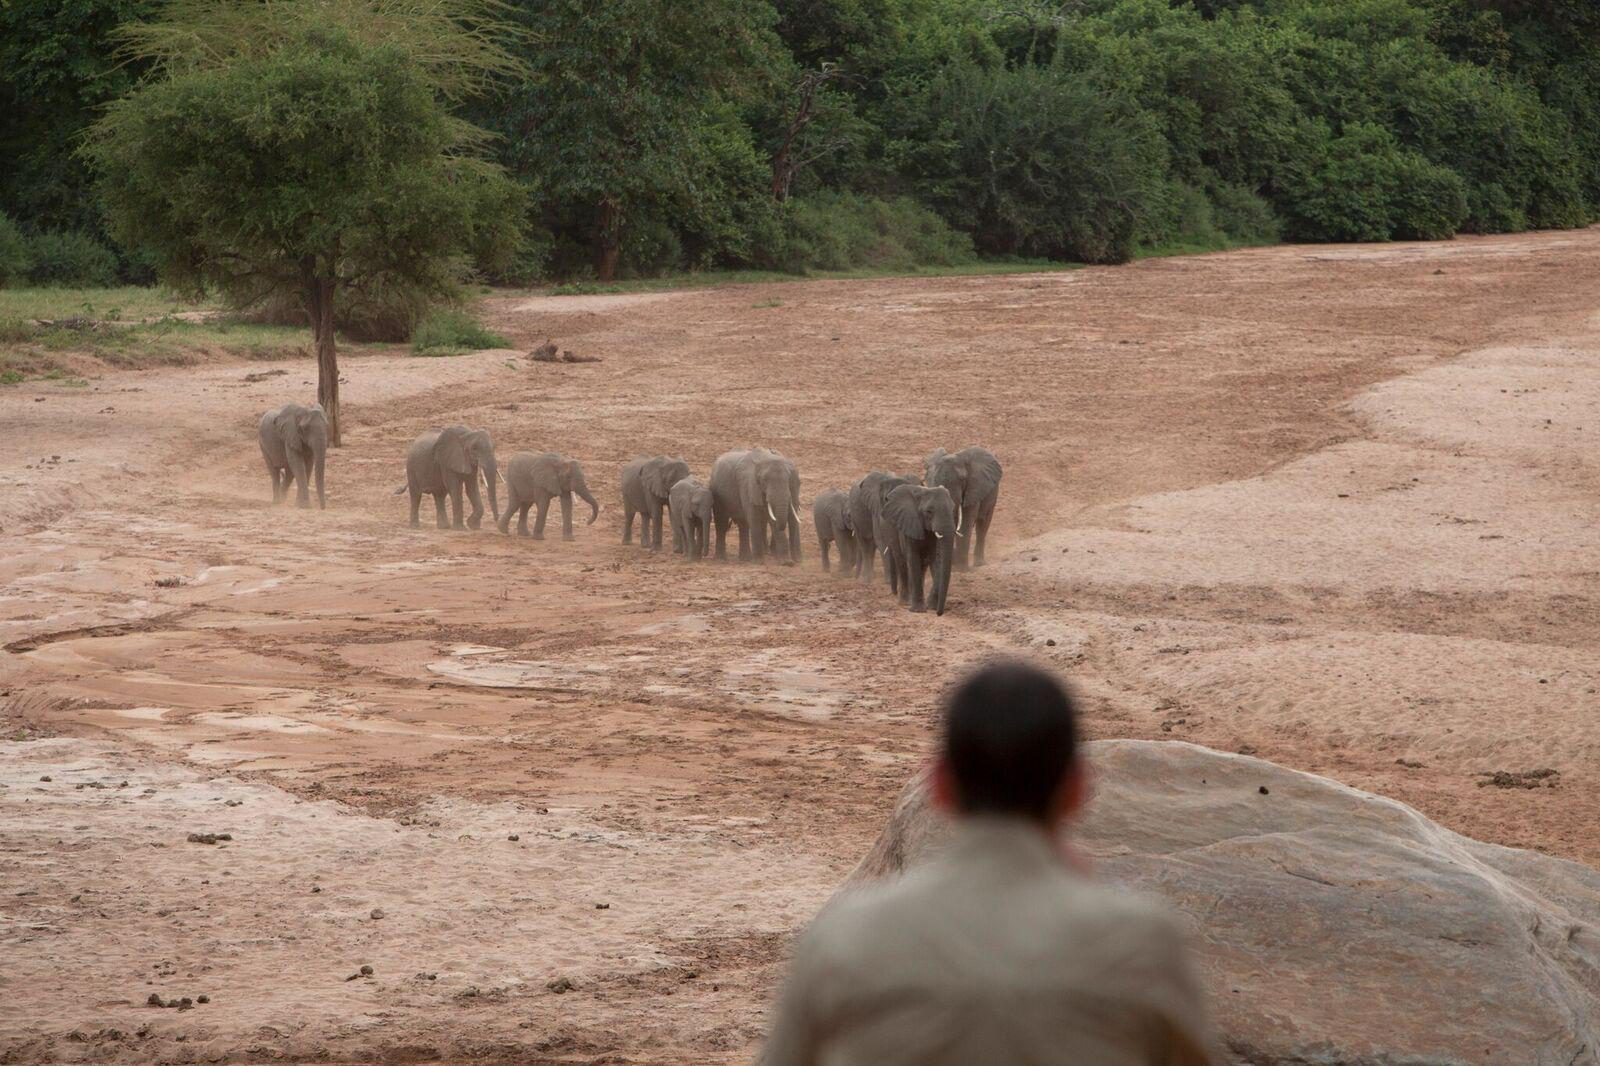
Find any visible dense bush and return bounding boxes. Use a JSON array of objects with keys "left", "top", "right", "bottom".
[
  {"left": 763, "top": 193, "right": 975, "bottom": 273},
  {"left": 411, "top": 308, "right": 511, "bottom": 356},
  {"left": 0, "top": 215, "right": 31, "bottom": 287},
  {"left": 25, "top": 231, "right": 119, "bottom": 287},
  {"left": 11, "top": 0, "right": 1600, "bottom": 283}
]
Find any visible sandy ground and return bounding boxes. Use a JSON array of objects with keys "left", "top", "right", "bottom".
[{"left": 2, "top": 230, "right": 1598, "bottom": 1062}]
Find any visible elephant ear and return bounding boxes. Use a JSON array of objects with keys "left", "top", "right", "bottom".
[
  {"left": 924, "top": 448, "right": 948, "bottom": 482},
  {"left": 433, "top": 427, "right": 472, "bottom": 476},
  {"left": 883, "top": 485, "right": 925, "bottom": 539},
  {"left": 963, "top": 449, "right": 1002, "bottom": 504},
  {"left": 274, "top": 407, "right": 303, "bottom": 451}
]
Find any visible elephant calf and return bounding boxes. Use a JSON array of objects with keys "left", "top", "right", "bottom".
[
  {"left": 621, "top": 456, "right": 691, "bottom": 550},
  {"left": 669, "top": 476, "right": 714, "bottom": 561},
  {"left": 405, "top": 425, "right": 500, "bottom": 530},
  {"left": 258, "top": 403, "right": 328, "bottom": 509},
  {"left": 812, "top": 489, "right": 856, "bottom": 574},
  {"left": 499, "top": 452, "right": 599, "bottom": 540}
]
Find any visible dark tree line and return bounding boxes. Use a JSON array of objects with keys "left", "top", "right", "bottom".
[{"left": 5, "top": 0, "right": 1600, "bottom": 287}]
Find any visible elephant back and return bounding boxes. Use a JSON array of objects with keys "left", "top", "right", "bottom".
[
  {"left": 406, "top": 430, "right": 446, "bottom": 491},
  {"left": 709, "top": 449, "right": 752, "bottom": 516}
]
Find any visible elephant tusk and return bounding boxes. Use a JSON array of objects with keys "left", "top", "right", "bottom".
[
  {"left": 767, "top": 503, "right": 778, "bottom": 523},
  {"left": 790, "top": 504, "right": 801, "bottom": 524},
  {"left": 934, "top": 532, "right": 944, "bottom": 539}
]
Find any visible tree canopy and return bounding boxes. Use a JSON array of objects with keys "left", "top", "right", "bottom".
[
  {"left": 86, "top": 0, "right": 523, "bottom": 442},
  {"left": 6, "top": 0, "right": 1600, "bottom": 290}
]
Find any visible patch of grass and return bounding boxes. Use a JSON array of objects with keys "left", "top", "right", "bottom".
[
  {"left": 0, "top": 369, "right": 24, "bottom": 385},
  {"left": 752, "top": 298, "right": 783, "bottom": 308},
  {"left": 411, "top": 308, "right": 511, "bottom": 356},
  {"left": 0, "top": 285, "right": 218, "bottom": 323},
  {"left": 1135, "top": 235, "right": 1279, "bottom": 260}
]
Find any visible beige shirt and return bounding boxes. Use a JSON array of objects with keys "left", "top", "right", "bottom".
[{"left": 763, "top": 817, "right": 1212, "bottom": 1066}]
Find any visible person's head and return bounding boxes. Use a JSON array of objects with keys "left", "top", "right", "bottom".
[{"left": 932, "top": 659, "right": 1085, "bottom": 828}]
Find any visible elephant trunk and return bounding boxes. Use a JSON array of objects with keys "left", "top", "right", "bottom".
[
  {"left": 482, "top": 455, "right": 500, "bottom": 524},
  {"left": 314, "top": 448, "right": 326, "bottom": 510},
  {"left": 934, "top": 535, "right": 953, "bottom": 616},
  {"left": 578, "top": 482, "right": 600, "bottom": 525}
]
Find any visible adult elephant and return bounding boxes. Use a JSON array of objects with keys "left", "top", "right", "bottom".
[
  {"left": 499, "top": 452, "right": 598, "bottom": 540},
  {"left": 882, "top": 483, "right": 957, "bottom": 615},
  {"left": 924, "top": 446, "right": 1002, "bottom": 568},
  {"left": 710, "top": 448, "right": 801, "bottom": 563},
  {"left": 405, "top": 425, "right": 499, "bottom": 530},
  {"left": 257, "top": 403, "right": 328, "bottom": 509},
  {"left": 620, "top": 456, "right": 690, "bottom": 549},
  {"left": 849, "top": 472, "right": 918, "bottom": 588}
]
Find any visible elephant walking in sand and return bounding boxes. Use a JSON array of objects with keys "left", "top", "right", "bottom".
[
  {"left": 405, "top": 426, "right": 500, "bottom": 530},
  {"left": 258, "top": 403, "right": 328, "bottom": 509},
  {"left": 621, "top": 456, "right": 691, "bottom": 549},
  {"left": 924, "top": 446, "right": 1002, "bottom": 568},
  {"left": 711, "top": 448, "right": 801, "bottom": 564},
  {"left": 669, "top": 476, "right": 714, "bottom": 561},
  {"left": 849, "top": 471, "right": 918, "bottom": 589},
  {"left": 499, "top": 452, "right": 599, "bottom": 540},
  {"left": 812, "top": 489, "right": 856, "bottom": 573},
  {"left": 882, "top": 483, "right": 957, "bottom": 614}
]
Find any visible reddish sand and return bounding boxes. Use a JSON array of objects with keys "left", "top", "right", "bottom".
[{"left": 2, "top": 230, "right": 1597, "bottom": 1062}]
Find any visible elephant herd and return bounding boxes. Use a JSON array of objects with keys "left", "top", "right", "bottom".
[{"left": 256, "top": 402, "right": 1001, "bottom": 616}]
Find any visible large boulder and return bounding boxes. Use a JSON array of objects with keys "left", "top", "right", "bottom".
[{"left": 850, "top": 740, "right": 1600, "bottom": 1065}]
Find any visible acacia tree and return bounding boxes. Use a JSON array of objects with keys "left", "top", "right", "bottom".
[{"left": 88, "top": 0, "right": 523, "bottom": 444}]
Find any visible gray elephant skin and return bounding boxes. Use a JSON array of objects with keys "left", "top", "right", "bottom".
[
  {"left": 405, "top": 426, "right": 500, "bottom": 530},
  {"left": 258, "top": 403, "right": 328, "bottom": 509},
  {"left": 849, "top": 471, "right": 918, "bottom": 589},
  {"left": 710, "top": 448, "right": 802, "bottom": 563},
  {"left": 812, "top": 489, "right": 857, "bottom": 573},
  {"left": 668, "top": 476, "right": 715, "bottom": 562},
  {"left": 882, "top": 483, "right": 957, "bottom": 614},
  {"left": 924, "top": 445, "right": 1002, "bottom": 568},
  {"left": 621, "top": 456, "right": 691, "bottom": 549},
  {"left": 499, "top": 452, "right": 599, "bottom": 540}
]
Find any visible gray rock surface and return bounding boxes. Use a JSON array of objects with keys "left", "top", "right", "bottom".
[{"left": 850, "top": 740, "right": 1600, "bottom": 1065}]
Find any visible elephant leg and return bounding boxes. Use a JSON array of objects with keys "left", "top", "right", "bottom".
[
  {"left": 409, "top": 487, "right": 422, "bottom": 528},
  {"left": 532, "top": 496, "right": 550, "bottom": 539},
  {"left": 648, "top": 501, "right": 664, "bottom": 550},
  {"left": 905, "top": 542, "right": 925, "bottom": 612},
  {"left": 561, "top": 491, "right": 574, "bottom": 541},
  {"left": 434, "top": 492, "right": 449, "bottom": 530},
  {"left": 975, "top": 492, "right": 997, "bottom": 566},
  {"left": 514, "top": 503, "right": 529, "bottom": 536},
  {"left": 714, "top": 513, "right": 730, "bottom": 560},
  {"left": 859, "top": 536, "right": 875, "bottom": 582},
  {"left": 819, "top": 534, "right": 830, "bottom": 571},
  {"left": 464, "top": 476, "right": 485, "bottom": 530}
]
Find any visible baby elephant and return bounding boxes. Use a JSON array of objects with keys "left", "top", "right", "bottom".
[
  {"left": 499, "top": 452, "right": 599, "bottom": 540},
  {"left": 258, "top": 403, "right": 328, "bottom": 509},
  {"left": 669, "top": 477, "right": 714, "bottom": 561},
  {"left": 812, "top": 489, "right": 856, "bottom": 573}
]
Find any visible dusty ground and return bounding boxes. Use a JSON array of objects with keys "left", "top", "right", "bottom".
[{"left": 3, "top": 231, "right": 1598, "bottom": 1062}]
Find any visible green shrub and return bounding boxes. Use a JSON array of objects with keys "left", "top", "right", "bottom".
[
  {"left": 1280, "top": 123, "right": 1467, "bottom": 242},
  {"left": 411, "top": 308, "right": 511, "bottom": 356},
  {"left": 0, "top": 216, "right": 31, "bottom": 287},
  {"left": 766, "top": 192, "right": 976, "bottom": 274},
  {"left": 1208, "top": 183, "right": 1281, "bottom": 244},
  {"left": 243, "top": 277, "right": 434, "bottom": 342},
  {"left": 25, "top": 231, "right": 118, "bottom": 287}
]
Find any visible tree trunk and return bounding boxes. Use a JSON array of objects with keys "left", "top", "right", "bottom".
[
  {"left": 596, "top": 199, "right": 621, "bottom": 282},
  {"left": 306, "top": 275, "right": 341, "bottom": 446}
]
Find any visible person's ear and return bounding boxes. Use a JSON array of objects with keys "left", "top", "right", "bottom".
[
  {"left": 1051, "top": 758, "right": 1091, "bottom": 824},
  {"left": 930, "top": 756, "right": 961, "bottom": 814}
]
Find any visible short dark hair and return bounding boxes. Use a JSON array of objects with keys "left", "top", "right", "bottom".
[{"left": 941, "top": 660, "right": 1079, "bottom": 821}]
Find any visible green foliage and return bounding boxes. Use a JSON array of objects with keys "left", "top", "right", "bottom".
[
  {"left": 893, "top": 61, "right": 1165, "bottom": 263},
  {"left": 762, "top": 192, "right": 975, "bottom": 273},
  {"left": 0, "top": 216, "right": 32, "bottom": 287},
  {"left": 411, "top": 308, "right": 511, "bottom": 355},
  {"left": 25, "top": 231, "right": 120, "bottom": 287}
]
